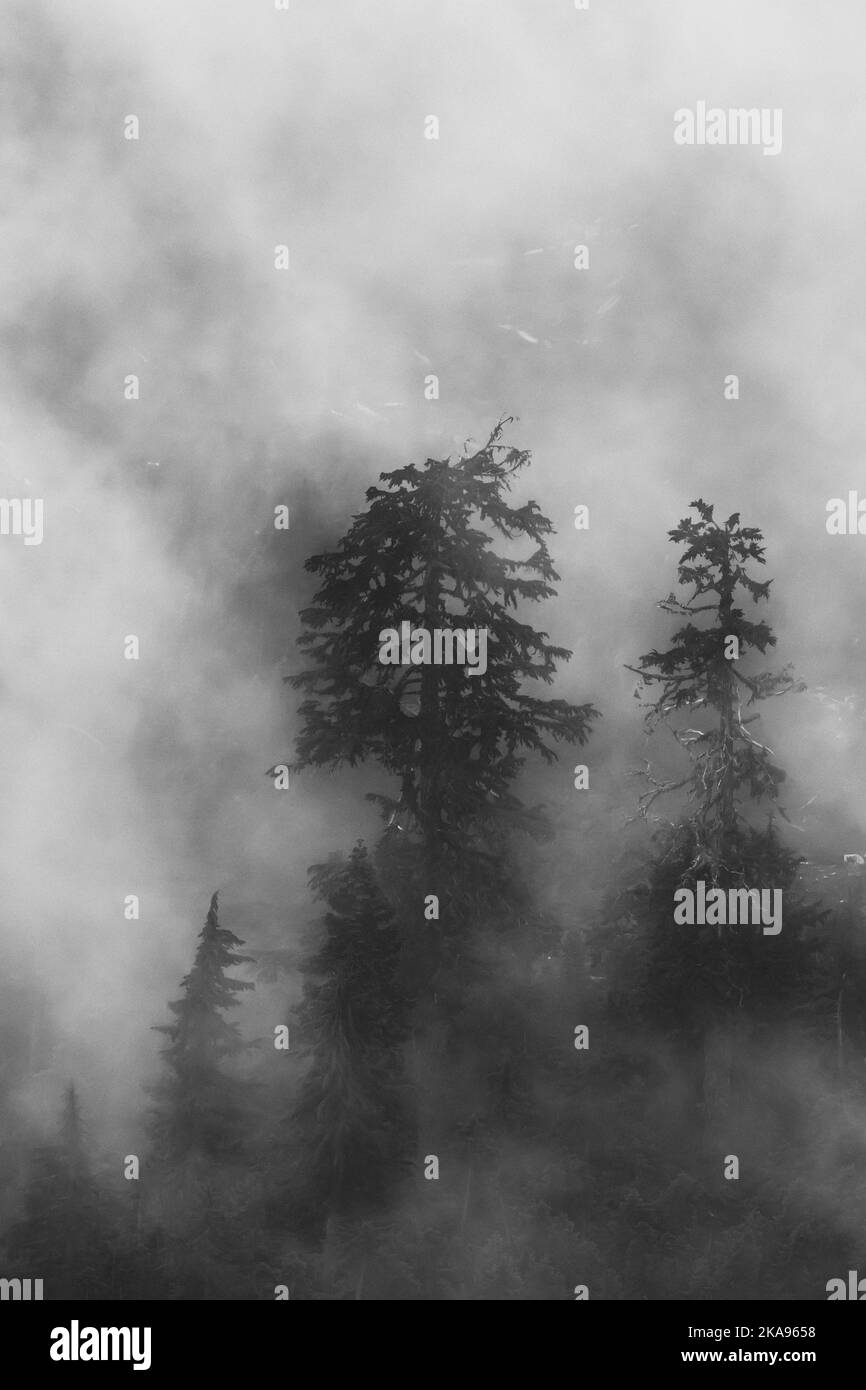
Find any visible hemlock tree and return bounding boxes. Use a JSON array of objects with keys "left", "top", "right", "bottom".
[
  {"left": 282, "top": 419, "right": 599, "bottom": 903},
  {"left": 278, "top": 421, "right": 599, "bottom": 1228},
  {"left": 628, "top": 499, "right": 805, "bottom": 871},
  {"left": 289, "top": 843, "right": 410, "bottom": 1273},
  {"left": 3, "top": 1083, "right": 120, "bottom": 1299},
  {"left": 149, "top": 892, "right": 254, "bottom": 1162},
  {"left": 626, "top": 501, "right": 824, "bottom": 1136}
]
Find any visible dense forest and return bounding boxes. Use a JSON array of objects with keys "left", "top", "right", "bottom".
[{"left": 2, "top": 421, "right": 865, "bottom": 1301}]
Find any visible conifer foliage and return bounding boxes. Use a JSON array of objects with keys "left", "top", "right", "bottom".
[
  {"left": 624, "top": 503, "right": 823, "bottom": 1132},
  {"left": 150, "top": 892, "right": 254, "bottom": 1161},
  {"left": 4, "top": 1084, "right": 118, "bottom": 1299},
  {"left": 285, "top": 419, "right": 599, "bottom": 858},
  {"left": 290, "top": 843, "right": 409, "bottom": 1234},
  {"left": 629, "top": 499, "right": 805, "bottom": 879}
]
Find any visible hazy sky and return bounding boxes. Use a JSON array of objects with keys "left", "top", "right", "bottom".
[{"left": 3, "top": 0, "right": 865, "bottom": 1144}]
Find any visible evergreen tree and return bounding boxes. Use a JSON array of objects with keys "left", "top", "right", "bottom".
[
  {"left": 277, "top": 422, "right": 599, "bottom": 1259},
  {"left": 149, "top": 892, "right": 254, "bottom": 1162},
  {"left": 628, "top": 498, "right": 805, "bottom": 870},
  {"left": 289, "top": 843, "right": 410, "bottom": 1247},
  {"left": 625, "top": 502, "right": 826, "bottom": 1137},
  {"left": 3, "top": 1083, "right": 120, "bottom": 1298},
  {"left": 282, "top": 418, "right": 598, "bottom": 902}
]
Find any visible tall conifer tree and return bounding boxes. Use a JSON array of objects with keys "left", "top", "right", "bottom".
[
  {"left": 150, "top": 892, "right": 253, "bottom": 1161},
  {"left": 627, "top": 501, "right": 822, "bottom": 1135},
  {"left": 279, "top": 422, "right": 598, "bottom": 1271},
  {"left": 629, "top": 499, "right": 803, "bottom": 874},
  {"left": 283, "top": 419, "right": 598, "bottom": 901}
]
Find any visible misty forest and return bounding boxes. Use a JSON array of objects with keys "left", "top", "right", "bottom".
[
  {"left": 3, "top": 0, "right": 866, "bottom": 1308},
  {"left": 1, "top": 421, "right": 864, "bottom": 1301}
]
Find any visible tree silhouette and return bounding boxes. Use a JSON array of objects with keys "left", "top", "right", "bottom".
[
  {"left": 3, "top": 1083, "right": 119, "bottom": 1298},
  {"left": 290, "top": 844, "right": 409, "bottom": 1233},
  {"left": 626, "top": 501, "right": 823, "bottom": 1140},
  {"left": 149, "top": 892, "right": 253, "bottom": 1161},
  {"left": 282, "top": 419, "right": 598, "bottom": 880},
  {"left": 628, "top": 499, "right": 805, "bottom": 880}
]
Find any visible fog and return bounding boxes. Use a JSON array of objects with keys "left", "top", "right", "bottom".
[{"left": 2, "top": 0, "right": 865, "bottom": 1215}]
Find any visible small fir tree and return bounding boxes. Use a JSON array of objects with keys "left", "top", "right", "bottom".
[{"left": 149, "top": 892, "right": 254, "bottom": 1161}]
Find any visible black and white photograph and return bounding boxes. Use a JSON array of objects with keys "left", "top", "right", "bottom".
[{"left": 1, "top": 0, "right": 864, "bottom": 1344}]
